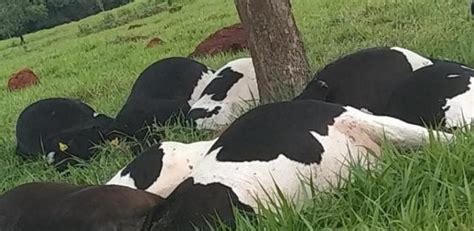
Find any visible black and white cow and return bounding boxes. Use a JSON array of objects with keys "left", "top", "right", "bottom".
[
  {"left": 106, "top": 139, "right": 216, "bottom": 197},
  {"left": 188, "top": 58, "right": 259, "bottom": 130},
  {"left": 296, "top": 46, "right": 473, "bottom": 128},
  {"left": 15, "top": 98, "right": 113, "bottom": 170},
  {"left": 0, "top": 182, "right": 163, "bottom": 231},
  {"left": 147, "top": 100, "right": 453, "bottom": 230},
  {"left": 110, "top": 57, "right": 214, "bottom": 144},
  {"left": 295, "top": 46, "right": 433, "bottom": 114},
  {"left": 385, "top": 61, "right": 474, "bottom": 128}
]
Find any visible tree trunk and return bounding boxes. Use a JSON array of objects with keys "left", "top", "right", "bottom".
[
  {"left": 235, "top": 0, "right": 311, "bottom": 102},
  {"left": 471, "top": 0, "right": 474, "bottom": 15},
  {"left": 96, "top": 0, "right": 105, "bottom": 11},
  {"left": 19, "top": 35, "right": 25, "bottom": 44}
]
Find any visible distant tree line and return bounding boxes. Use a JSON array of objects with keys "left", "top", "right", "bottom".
[{"left": 0, "top": 0, "right": 132, "bottom": 42}]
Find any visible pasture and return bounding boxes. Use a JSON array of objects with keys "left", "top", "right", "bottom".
[{"left": 0, "top": 0, "right": 473, "bottom": 229}]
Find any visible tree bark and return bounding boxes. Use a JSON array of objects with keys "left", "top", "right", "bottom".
[
  {"left": 471, "top": 0, "right": 474, "bottom": 15},
  {"left": 235, "top": 0, "right": 311, "bottom": 102}
]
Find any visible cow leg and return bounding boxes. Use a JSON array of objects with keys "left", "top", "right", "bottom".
[{"left": 337, "top": 106, "right": 454, "bottom": 150}]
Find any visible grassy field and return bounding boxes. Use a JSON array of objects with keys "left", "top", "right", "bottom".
[{"left": 0, "top": 0, "right": 473, "bottom": 229}]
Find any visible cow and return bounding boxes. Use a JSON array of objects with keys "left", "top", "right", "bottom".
[
  {"left": 295, "top": 46, "right": 433, "bottom": 114},
  {"left": 385, "top": 61, "right": 474, "bottom": 129},
  {"left": 106, "top": 139, "right": 216, "bottom": 198},
  {"left": 110, "top": 57, "right": 215, "bottom": 148},
  {"left": 0, "top": 182, "right": 163, "bottom": 231},
  {"left": 146, "top": 100, "right": 453, "bottom": 231},
  {"left": 188, "top": 58, "right": 259, "bottom": 130},
  {"left": 15, "top": 98, "right": 113, "bottom": 170}
]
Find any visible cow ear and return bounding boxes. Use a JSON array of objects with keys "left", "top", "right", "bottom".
[{"left": 58, "top": 142, "right": 69, "bottom": 152}]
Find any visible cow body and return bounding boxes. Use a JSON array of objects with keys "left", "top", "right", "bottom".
[
  {"left": 149, "top": 100, "right": 453, "bottom": 230},
  {"left": 0, "top": 182, "right": 163, "bottom": 231},
  {"left": 106, "top": 139, "right": 215, "bottom": 197},
  {"left": 110, "top": 57, "right": 214, "bottom": 144},
  {"left": 15, "top": 98, "right": 113, "bottom": 169},
  {"left": 188, "top": 58, "right": 259, "bottom": 130},
  {"left": 385, "top": 61, "right": 474, "bottom": 128},
  {"left": 296, "top": 46, "right": 433, "bottom": 114}
]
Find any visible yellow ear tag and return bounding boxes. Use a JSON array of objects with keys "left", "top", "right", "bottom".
[
  {"left": 110, "top": 138, "right": 119, "bottom": 146},
  {"left": 58, "top": 142, "right": 69, "bottom": 152}
]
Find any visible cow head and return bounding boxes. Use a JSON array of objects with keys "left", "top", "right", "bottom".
[
  {"left": 43, "top": 121, "right": 110, "bottom": 171},
  {"left": 146, "top": 178, "right": 254, "bottom": 231}
]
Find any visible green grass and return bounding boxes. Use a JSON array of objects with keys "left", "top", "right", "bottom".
[{"left": 0, "top": 0, "right": 473, "bottom": 229}]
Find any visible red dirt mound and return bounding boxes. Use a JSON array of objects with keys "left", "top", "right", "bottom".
[
  {"left": 146, "top": 37, "right": 163, "bottom": 48},
  {"left": 189, "top": 23, "right": 248, "bottom": 57},
  {"left": 8, "top": 68, "right": 40, "bottom": 91}
]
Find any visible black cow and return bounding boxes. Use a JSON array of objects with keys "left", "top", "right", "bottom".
[
  {"left": 110, "top": 57, "right": 214, "bottom": 151},
  {"left": 0, "top": 182, "right": 163, "bottom": 231},
  {"left": 15, "top": 98, "right": 113, "bottom": 170},
  {"left": 146, "top": 100, "right": 453, "bottom": 231},
  {"left": 295, "top": 46, "right": 433, "bottom": 114},
  {"left": 385, "top": 61, "right": 474, "bottom": 128}
]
